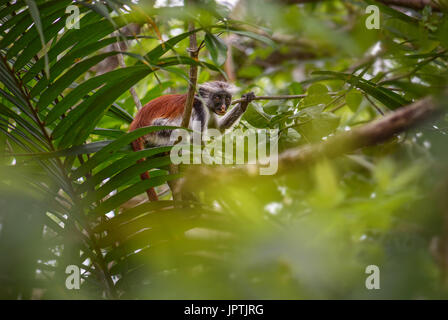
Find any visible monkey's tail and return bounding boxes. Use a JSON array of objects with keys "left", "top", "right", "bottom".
[
  {"left": 132, "top": 138, "right": 159, "bottom": 202},
  {"left": 139, "top": 161, "right": 159, "bottom": 201}
]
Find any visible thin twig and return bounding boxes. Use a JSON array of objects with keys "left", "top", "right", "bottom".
[
  {"left": 325, "top": 92, "right": 347, "bottom": 111},
  {"left": 114, "top": 39, "right": 142, "bottom": 110},
  {"left": 180, "top": 0, "right": 199, "bottom": 129},
  {"left": 329, "top": 101, "right": 347, "bottom": 113},
  {"left": 171, "top": 0, "right": 199, "bottom": 201},
  {"left": 231, "top": 92, "right": 338, "bottom": 105},
  {"left": 364, "top": 94, "right": 385, "bottom": 116}
]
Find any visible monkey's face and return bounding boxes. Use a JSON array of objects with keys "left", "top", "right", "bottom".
[{"left": 208, "top": 91, "right": 231, "bottom": 116}]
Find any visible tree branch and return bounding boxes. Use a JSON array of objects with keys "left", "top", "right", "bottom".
[
  {"left": 114, "top": 37, "right": 142, "bottom": 110},
  {"left": 282, "top": 0, "right": 440, "bottom": 10},
  {"left": 277, "top": 95, "right": 441, "bottom": 172},
  {"left": 171, "top": 0, "right": 199, "bottom": 202},
  {"left": 181, "top": 0, "right": 199, "bottom": 129},
  {"left": 186, "top": 93, "right": 444, "bottom": 182},
  {"left": 377, "top": 0, "right": 440, "bottom": 10},
  {"left": 231, "top": 93, "right": 338, "bottom": 105}
]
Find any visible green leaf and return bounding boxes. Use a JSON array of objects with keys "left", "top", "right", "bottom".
[
  {"left": 302, "top": 83, "right": 332, "bottom": 107},
  {"left": 296, "top": 111, "right": 340, "bottom": 142},
  {"left": 225, "top": 29, "right": 277, "bottom": 48},
  {"left": 6, "top": 140, "right": 119, "bottom": 159},
  {"left": 93, "top": 200, "right": 177, "bottom": 233},
  {"left": 72, "top": 126, "right": 185, "bottom": 179},
  {"left": 289, "top": 82, "right": 303, "bottom": 95},
  {"left": 21, "top": 10, "right": 104, "bottom": 83},
  {"left": 107, "top": 103, "right": 134, "bottom": 124},
  {"left": 92, "top": 128, "right": 126, "bottom": 139},
  {"left": 364, "top": 0, "right": 419, "bottom": 25},
  {"left": 24, "top": 0, "right": 49, "bottom": 78},
  {"left": 37, "top": 52, "right": 119, "bottom": 111},
  {"left": 82, "top": 156, "right": 172, "bottom": 206},
  {"left": 204, "top": 32, "right": 227, "bottom": 66},
  {"left": 79, "top": 0, "right": 117, "bottom": 30},
  {"left": 345, "top": 90, "right": 363, "bottom": 111},
  {"left": 21, "top": 12, "right": 134, "bottom": 82},
  {"left": 7, "top": 3, "right": 71, "bottom": 60},
  {"left": 308, "top": 83, "right": 328, "bottom": 95},
  {"left": 91, "top": 174, "right": 180, "bottom": 218},
  {"left": 0, "top": 103, "right": 47, "bottom": 146},
  {"left": 157, "top": 56, "right": 223, "bottom": 73},
  {"left": 242, "top": 102, "right": 272, "bottom": 128},
  {"left": 30, "top": 37, "right": 118, "bottom": 97},
  {"left": 139, "top": 81, "right": 173, "bottom": 106},
  {"left": 0, "top": 6, "right": 34, "bottom": 48},
  {"left": 312, "top": 71, "right": 408, "bottom": 109},
  {"left": 141, "top": 28, "right": 202, "bottom": 63},
  {"left": 0, "top": 2, "right": 23, "bottom": 30},
  {"left": 46, "top": 66, "right": 144, "bottom": 125},
  {"left": 57, "top": 67, "right": 153, "bottom": 148},
  {"left": 77, "top": 146, "right": 172, "bottom": 194}
]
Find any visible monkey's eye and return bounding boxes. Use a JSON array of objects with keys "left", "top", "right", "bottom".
[{"left": 213, "top": 96, "right": 220, "bottom": 102}]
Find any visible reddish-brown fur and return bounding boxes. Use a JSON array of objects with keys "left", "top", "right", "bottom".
[
  {"left": 129, "top": 94, "right": 187, "bottom": 131},
  {"left": 129, "top": 94, "right": 188, "bottom": 202}
]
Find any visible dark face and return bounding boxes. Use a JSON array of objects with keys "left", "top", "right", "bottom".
[{"left": 208, "top": 91, "right": 231, "bottom": 116}]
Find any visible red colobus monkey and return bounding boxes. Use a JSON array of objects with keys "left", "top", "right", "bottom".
[{"left": 129, "top": 81, "right": 255, "bottom": 201}]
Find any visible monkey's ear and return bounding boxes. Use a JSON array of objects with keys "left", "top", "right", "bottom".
[{"left": 198, "top": 86, "right": 208, "bottom": 98}]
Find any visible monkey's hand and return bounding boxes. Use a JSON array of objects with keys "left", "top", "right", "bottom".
[
  {"left": 240, "top": 91, "right": 256, "bottom": 111},
  {"left": 217, "top": 91, "right": 255, "bottom": 131}
]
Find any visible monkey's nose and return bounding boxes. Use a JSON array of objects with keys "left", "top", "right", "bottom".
[{"left": 220, "top": 105, "right": 226, "bottom": 112}]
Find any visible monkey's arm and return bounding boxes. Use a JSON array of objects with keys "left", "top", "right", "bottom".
[{"left": 216, "top": 92, "right": 255, "bottom": 132}]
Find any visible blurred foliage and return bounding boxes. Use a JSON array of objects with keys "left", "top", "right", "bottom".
[{"left": 0, "top": 0, "right": 448, "bottom": 299}]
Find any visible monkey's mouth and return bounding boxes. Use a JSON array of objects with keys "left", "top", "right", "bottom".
[{"left": 215, "top": 110, "right": 226, "bottom": 116}]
